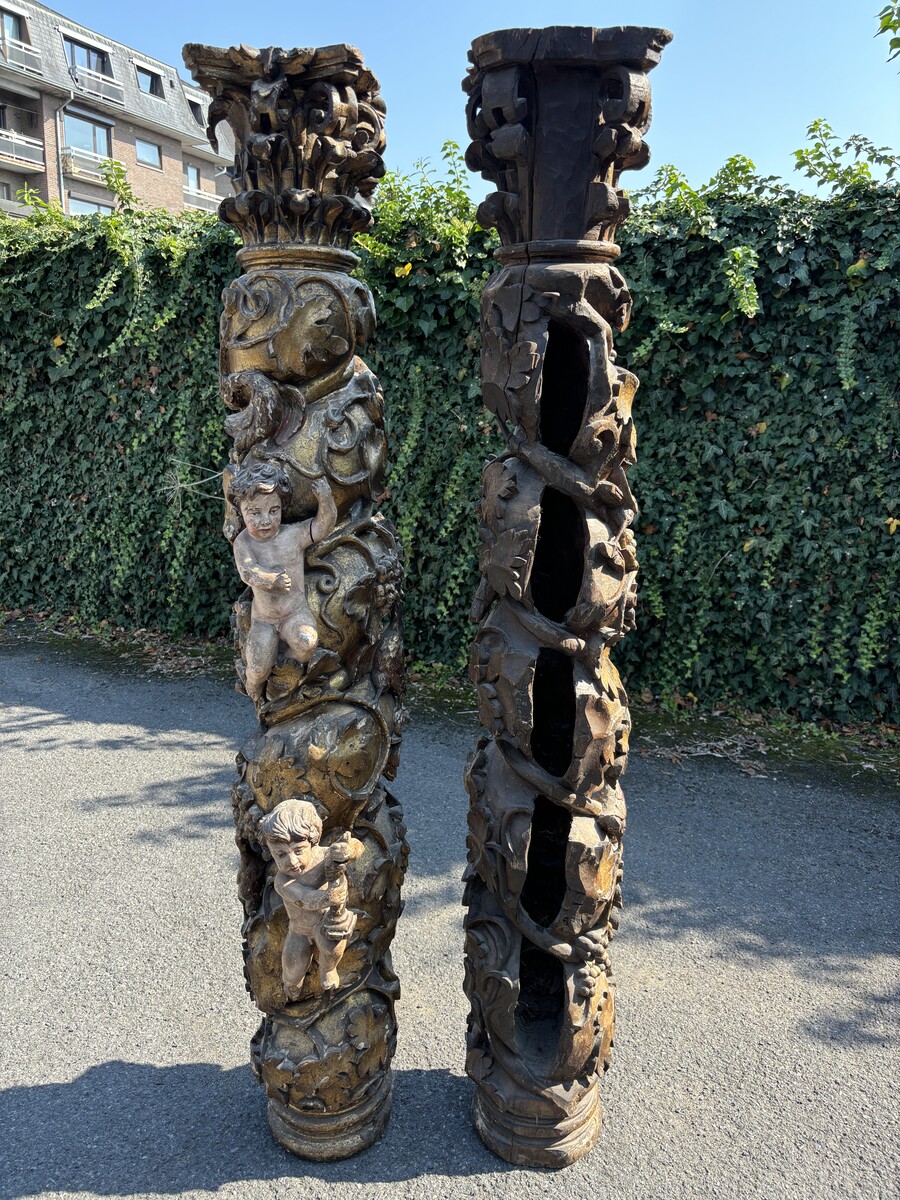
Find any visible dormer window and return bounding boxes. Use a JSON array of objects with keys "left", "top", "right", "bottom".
[
  {"left": 64, "top": 36, "right": 112, "bottom": 77},
  {"left": 1, "top": 7, "right": 41, "bottom": 73},
  {"left": 188, "top": 100, "right": 203, "bottom": 125},
  {"left": 136, "top": 65, "right": 164, "bottom": 97},
  {"left": 1, "top": 9, "right": 22, "bottom": 41}
]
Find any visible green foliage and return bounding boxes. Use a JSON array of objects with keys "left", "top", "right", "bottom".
[
  {"left": 618, "top": 174, "right": 900, "bottom": 721},
  {"left": 876, "top": 3, "right": 900, "bottom": 62},
  {"left": 356, "top": 142, "right": 502, "bottom": 666},
  {"left": 0, "top": 200, "right": 239, "bottom": 636},
  {"left": 0, "top": 144, "right": 897, "bottom": 721},
  {"left": 793, "top": 119, "right": 900, "bottom": 191},
  {"left": 99, "top": 158, "right": 140, "bottom": 212}
]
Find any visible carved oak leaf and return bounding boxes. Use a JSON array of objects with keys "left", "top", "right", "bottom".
[
  {"left": 483, "top": 528, "right": 532, "bottom": 601},
  {"left": 346, "top": 1005, "right": 389, "bottom": 1080},
  {"left": 346, "top": 1007, "right": 373, "bottom": 1053},
  {"left": 481, "top": 459, "right": 519, "bottom": 528},
  {"left": 483, "top": 379, "right": 521, "bottom": 429},
  {"left": 291, "top": 1042, "right": 344, "bottom": 1104},
  {"left": 483, "top": 337, "right": 541, "bottom": 429}
]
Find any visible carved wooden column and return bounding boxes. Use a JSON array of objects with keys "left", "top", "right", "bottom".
[
  {"left": 461, "top": 26, "right": 671, "bottom": 1167},
  {"left": 183, "top": 42, "right": 407, "bottom": 1160}
]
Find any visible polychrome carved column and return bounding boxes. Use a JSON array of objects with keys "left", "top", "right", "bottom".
[
  {"left": 183, "top": 42, "right": 407, "bottom": 1160},
  {"left": 461, "top": 26, "right": 671, "bottom": 1167}
]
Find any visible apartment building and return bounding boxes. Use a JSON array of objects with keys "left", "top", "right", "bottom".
[{"left": 0, "top": 0, "right": 232, "bottom": 217}]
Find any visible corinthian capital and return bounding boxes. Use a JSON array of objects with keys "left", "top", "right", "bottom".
[{"left": 183, "top": 42, "right": 386, "bottom": 248}]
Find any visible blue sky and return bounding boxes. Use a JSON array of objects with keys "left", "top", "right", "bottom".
[{"left": 56, "top": 0, "right": 899, "bottom": 191}]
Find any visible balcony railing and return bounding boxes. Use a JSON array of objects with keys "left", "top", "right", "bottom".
[
  {"left": 61, "top": 145, "right": 122, "bottom": 180},
  {"left": 182, "top": 186, "right": 220, "bottom": 212},
  {"left": 0, "top": 127, "right": 44, "bottom": 168},
  {"left": 72, "top": 64, "right": 125, "bottom": 106},
  {"left": 0, "top": 36, "right": 42, "bottom": 75}
]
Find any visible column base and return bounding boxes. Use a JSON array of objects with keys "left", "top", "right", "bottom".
[
  {"left": 267, "top": 1071, "right": 392, "bottom": 1161},
  {"left": 472, "top": 1083, "right": 602, "bottom": 1168}
]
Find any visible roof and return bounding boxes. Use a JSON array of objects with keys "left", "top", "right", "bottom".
[{"left": 0, "top": 0, "right": 232, "bottom": 162}]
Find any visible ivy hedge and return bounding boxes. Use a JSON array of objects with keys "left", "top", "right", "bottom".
[{"left": 0, "top": 161, "right": 897, "bottom": 722}]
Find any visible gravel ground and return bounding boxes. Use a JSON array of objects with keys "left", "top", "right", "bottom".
[{"left": 0, "top": 642, "right": 897, "bottom": 1200}]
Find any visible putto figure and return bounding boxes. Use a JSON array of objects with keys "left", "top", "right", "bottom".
[
  {"left": 229, "top": 462, "right": 337, "bottom": 702},
  {"left": 184, "top": 40, "right": 407, "bottom": 1161},
  {"left": 258, "top": 799, "right": 363, "bottom": 997}
]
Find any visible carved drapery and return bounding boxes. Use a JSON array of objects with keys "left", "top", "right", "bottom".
[
  {"left": 461, "top": 25, "right": 671, "bottom": 1168},
  {"left": 184, "top": 41, "right": 406, "bottom": 1161}
]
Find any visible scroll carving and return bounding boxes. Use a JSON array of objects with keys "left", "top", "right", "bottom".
[
  {"left": 461, "top": 25, "right": 670, "bottom": 1168},
  {"left": 184, "top": 40, "right": 406, "bottom": 1161},
  {"left": 185, "top": 43, "right": 385, "bottom": 248}
]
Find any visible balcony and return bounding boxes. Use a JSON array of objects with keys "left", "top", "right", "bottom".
[
  {"left": 61, "top": 145, "right": 122, "bottom": 181},
  {"left": 0, "top": 127, "right": 44, "bottom": 171},
  {"left": 72, "top": 65, "right": 124, "bottom": 106},
  {"left": 0, "top": 37, "right": 42, "bottom": 76},
  {"left": 182, "top": 186, "right": 220, "bottom": 213}
]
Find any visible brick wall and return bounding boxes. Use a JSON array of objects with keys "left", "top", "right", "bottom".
[
  {"left": 0, "top": 166, "right": 27, "bottom": 200},
  {"left": 9, "top": 96, "right": 227, "bottom": 215},
  {"left": 113, "top": 122, "right": 185, "bottom": 210},
  {"left": 182, "top": 152, "right": 219, "bottom": 195},
  {"left": 39, "top": 92, "right": 62, "bottom": 205}
]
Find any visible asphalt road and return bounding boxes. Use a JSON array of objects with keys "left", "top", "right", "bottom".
[{"left": 0, "top": 641, "right": 897, "bottom": 1200}]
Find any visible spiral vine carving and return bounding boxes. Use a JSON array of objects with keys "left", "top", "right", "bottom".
[{"left": 461, "top": 25, "right": 671, "bottom": 1168}]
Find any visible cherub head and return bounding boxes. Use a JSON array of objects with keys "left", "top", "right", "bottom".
[
  {"left": 257, "top": 797, "right": 322, "bottom": 878},
  {"left": 229, "top": 461, "right": 292, "bottom": 542}
]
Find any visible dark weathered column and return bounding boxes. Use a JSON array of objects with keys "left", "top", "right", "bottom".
[
  {"left": 461, "top": 25, "right": 671, "bottom": 1167},
  {"left": 183, "top": 42, "right": 407, "bottom": 1161}
]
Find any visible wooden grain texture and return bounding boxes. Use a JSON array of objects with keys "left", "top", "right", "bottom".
[
  {"left": 461, "top": 24, "right": 670, "bottom": 1168},
  {"left": 184, "top": 40, "right": 407, "bottom": 1161}
]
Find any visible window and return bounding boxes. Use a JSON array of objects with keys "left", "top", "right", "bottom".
[
  {"left": 1, "top": 9, "right": 41, "bottom": 75},
  {"left": 63, "top": 112, "right": 111, "bottom": 157},
  {"left": 69, "top": 196, "right": 114, "bottom": 215},
  {"left": 0, "top": 181, "right": 10, "bottom": 200},
  {"left": 135, "top": 137, "right": 161, "bottom": 168},
  {"left": 136, "top": 66, "right": 163, "bottom": 97},
  {"left": 1, "top": 9, "right": 23, "bottom": 41},
  {"left": 188, "top": 100, "right": 203, "bottom": 126},
  {"left": 64, "top": 37, "right": 111, "bottom": 77},
  {"left": 183, "top": 163, "right": 200, "bottom": 191}
]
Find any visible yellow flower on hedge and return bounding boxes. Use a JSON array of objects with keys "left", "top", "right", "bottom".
[{"left": 394, "top": 262, "right": 413, "bottom": 278}]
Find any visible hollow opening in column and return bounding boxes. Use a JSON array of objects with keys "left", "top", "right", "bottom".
[
  {"left": 531, "top": 648, "right": 575, "bottom": 777},
  {"left": 515, "top": 938, "right": 565, "bottom": 1071},
  {"left": 520, "top": 794, "right": 571, "bottom": 926},
  {"left": 540, "top": 320, "right": 590, "bottom": 456},
  {"left": 531, "top": 489, "right": 584, "bottom": 622}
]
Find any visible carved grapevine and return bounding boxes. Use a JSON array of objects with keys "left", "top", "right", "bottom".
[
  {"left": 461, "top": 25, "right": 671, "bottom": 1168},
  {"left": 184, "top": 40, "right": 407, "bottom": 1161}
]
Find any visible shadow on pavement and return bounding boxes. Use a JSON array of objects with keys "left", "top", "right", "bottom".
[{"left": 0, "top": 1061, "right": 507, "bottom": 1197}]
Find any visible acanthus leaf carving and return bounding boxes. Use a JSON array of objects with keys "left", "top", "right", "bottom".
[
  {"left": 461, "top": 23, "right": 669, "bottom": 1170},
  {"left": 186, "top": 38, "right": 406, "bottom": 1163}
]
